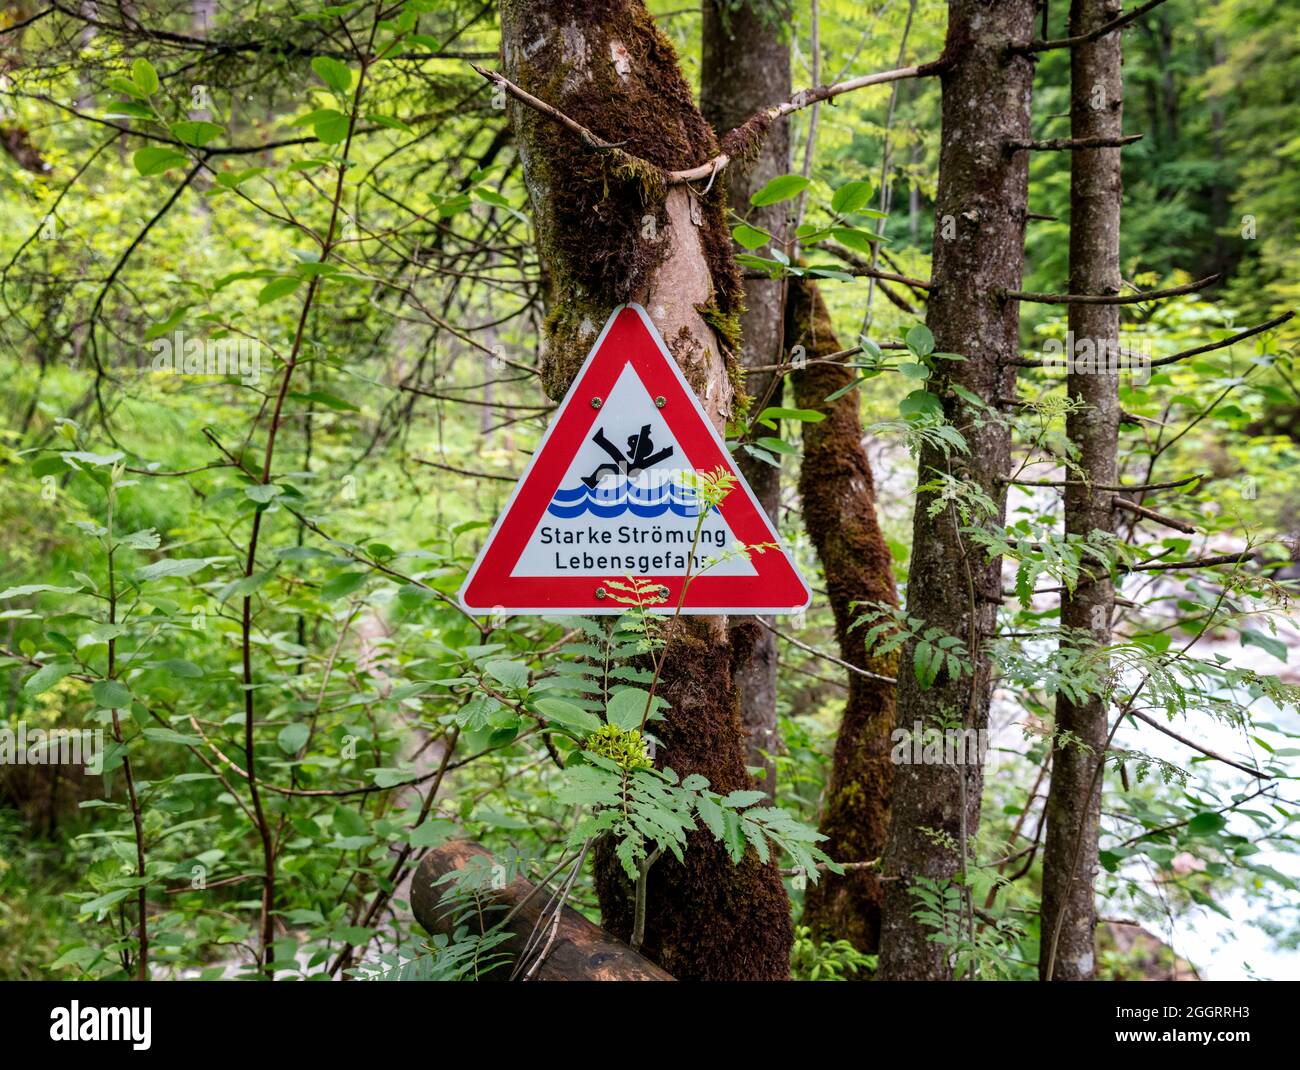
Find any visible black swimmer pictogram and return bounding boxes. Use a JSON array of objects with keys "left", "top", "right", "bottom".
[{"left": 580, "top": 424, "right": 674, "bottom": 489}]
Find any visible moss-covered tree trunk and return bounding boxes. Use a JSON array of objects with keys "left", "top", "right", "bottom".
[
  {"left": 1040, "top": 0, "right": 1125, "bottom": 982},
  {"left": 787, "top": 279, "right": 899, "bottom": 956},
  {"left": 499, "top": 0, "right": 793, "bottom": 981},
  {"left": 876, "top": 0, "right": 1036, "bottom": 980},
  {"left": 700, "top": 0, "right": 792, "bottom": 797}
]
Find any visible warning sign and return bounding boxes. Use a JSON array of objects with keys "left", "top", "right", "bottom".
[{"left": 459, "top": 304, "right": 811, "bottom": 615}]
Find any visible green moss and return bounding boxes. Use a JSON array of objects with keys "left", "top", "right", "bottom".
[
  {"left": 696, "top": 298, "right": 750, "bottom": 418},
  {"left": 719, "top": 111, "right": 773, "bottom": 168}
]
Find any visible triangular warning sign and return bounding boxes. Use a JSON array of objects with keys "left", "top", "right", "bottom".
[{"left": 460, "top": 304, "right": 811, "bottom": 615}]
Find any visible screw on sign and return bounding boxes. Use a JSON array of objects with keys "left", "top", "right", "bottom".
[{"left": 459, "top": 304, "right": 811, "bottom": 615}]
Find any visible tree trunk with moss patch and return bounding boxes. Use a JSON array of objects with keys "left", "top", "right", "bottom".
[
  {"left": 876, "top": 0, "right": 1035, "bottom": 981},
  {"left": 499, "top": 0, "right": 793, "bottom": 981},
  {"left": 786, "top": 279, "right": 899, "bottom": 956},
  {"left": 1040, "top": 0, "right": 1124, "bottom": 983},
  {"left": 700, "top": 0, "right": 792, "bottom": 798}
]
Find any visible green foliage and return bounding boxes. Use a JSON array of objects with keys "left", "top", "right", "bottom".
[
  {"left": 0, "top": 0, "right": 1297, "bottom": 985},
  {"left": 790, "top": 924, "right": 875, "bottom": 980}
]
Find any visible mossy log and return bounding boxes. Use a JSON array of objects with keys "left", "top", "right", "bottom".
[{"left": 410, "top": 841, "right": 673, "bottom": 981}]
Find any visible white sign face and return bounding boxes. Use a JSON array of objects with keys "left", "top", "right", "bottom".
[
  {"left": 509, "top": 363, "right": 757, "bottom": 580},
  {"left": 459, "top": 304, "right": 811, "bottom": 615}
]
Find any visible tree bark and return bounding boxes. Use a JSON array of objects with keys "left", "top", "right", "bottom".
[
  {"left": 876, "top": 0, "right": 1036, "bottom": 980},
  {"left": 410, "top": 841, "right": 674, "bottom": 980},
  {"left": 700, "top": 0, "right": 792, "bottom": 798},
  {"left": 1040, "top": 0, "right": 1124, "bottom": 982},
  {"left": 499, "top": 0, "right": 793, "bottom": 980},
  {"left": 787, "top": 279, "right": 899, "bottom": 955}
]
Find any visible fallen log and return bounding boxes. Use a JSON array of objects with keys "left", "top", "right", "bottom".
[{"left": 410, "top": 841, "right": 673, "bottom": 981}]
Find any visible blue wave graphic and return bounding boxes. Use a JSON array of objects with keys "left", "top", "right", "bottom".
[{"left": 547, "top": 476, "right": 715, "bottom": 518}]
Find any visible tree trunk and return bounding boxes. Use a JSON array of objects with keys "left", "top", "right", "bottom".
[
  {"left": 876, "top": 0, "right": 1036, "bottom": 980},
  {"left": 700, "top": 0, "right": 792, "bottom": 798},
  {"left": 787, "top": 279, "right": 899, "bottom": 955},
  {"left": 1039, "top": 0, "right": 1124, "bottom": 982},
  {"left": 499, "top": 0, "right": 793, "bottom": 981}
]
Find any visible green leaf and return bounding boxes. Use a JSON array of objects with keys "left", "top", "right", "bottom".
[
  {"left": 137, "top": 557, "right": 214, "bottom": 581},
  {"left": 257, "top": 276, "right": 302, "bottom": 305},
  {"left": 215, "top": 572, "right": 268, "bottom": 602},
  {"left": 0, "top": 584, "right": 81, "bottom": 599},
  {"left": 366, "top": 112, "right": 412, "bottom": 134},
  {"left": 63, "top": 449, "right": 124, "bottom": 468},
  {"left": 750, "top": 173, "right": 810, "bottom": 207},
  {"left": 696, "top": 795, "right": 725, "bottom": 839},
  {"left": 830, "top": 179, "right": 875, "bottom": 216},
  {"left": 533, "top": 697, "right": 601, "bottom": 735},
  {"left": 244, "top": 483, "right": 282, "bottom": 504},
  {"left": 333, "top": 805, "right": 367, "bottom": 837},
  {"left": 897, "top": 362, "right": 931, "bottom": 380},
  {"left": 313, "top": 110, "right": 351, "bottom": 144},
  {"left": 312, "top": 56, "right": 354, "bottom": 94},
  {"left": 289, "top": 390, "right": 360, "bottom": 412},
  {"left": 807, "top": 267, "right": 855, "bottom": 282},
  {"left": 132, "top": 58, "right": 159, "bottom": 95},
  {"left": 91, "top": 679, "right": 131, "bottom": 709},
  {"left": 905, "top": 323, "right": 935, "bottom": 358},
  {"left": 721, "top": 789, "right": 768, "bottom": 809},
  {"left": 144, "top": 305, "right": 190, "bottom": 341},
  {"left": 731, "top": 223, "right": 771, "bottom": 250},
  {"left": 286, "top": 157, "right": 334, "bottom": 173},
  {"left": 215, "top": 167, "right": 268, "bottom": 189},
  {"left": 484, "top": 659, "right": 529, "bottom": 690},
  {"left": 23, "top": 661, "right": 76, "bottom": 695},
  {"left": 104, "top": 101, "right": 154, "bottom": 120},
  {"left": 1241, "top": 628, "right": 1287, "bottom": 662},
  {"left": 899, "top": 389, "right": 943, "bottom": 420},
  {"left": 823, "top": 377, "right": 867, "bottom": 403},
  {"left": 133, "top": 147, "right": 188, "bottom": 177},
  {"left": 1187, "top": 812, "right": 1227, "bottom": 837},
  {"left": 142, "top": 727, "right": 203, "bottom": 746},
  {"left": 50, "top": 945, "right": 101, "bottom": 972},
  {"left": 79, "top": 888, "right": 133, "bottom": 917},
  {"left": 830, "top": 226, "right": 880, "bottom": 254},
  {"left": 320, "top": 571, "right": 367, "bottom": 600},
  {"left": 170, "top": 120, "right": 224, "bottom": 147},
  {"left": 107, "top": 76, "right": 148, "bottom": 100},
  {"left": 756, "top": 406, "right": 826, "bottom": 425},
  {"left": 153, "top": 658, "right": 204, "bottom": 678},
  {"left": 408, "top": 820, "right": 455, "bottom": 848},
  {"left": 277, "top": 723, "right": 310, "bottom": 754},
  {"left": 607, "top": 688, "right": 650, "bottom": 730}
]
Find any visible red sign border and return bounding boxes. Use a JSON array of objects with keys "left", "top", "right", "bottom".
[{"left": 459, "top": 304, "right": 812, "bottom": 615}]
